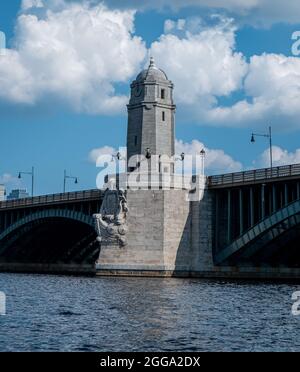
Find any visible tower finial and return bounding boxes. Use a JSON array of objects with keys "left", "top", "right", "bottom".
[{"left": 149, "top": 56, "right": 155, "bottom": 68}]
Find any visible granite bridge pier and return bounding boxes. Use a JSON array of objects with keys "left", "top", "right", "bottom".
[{"left": 0, "top": 164, "right": 300, "bottom": 279}]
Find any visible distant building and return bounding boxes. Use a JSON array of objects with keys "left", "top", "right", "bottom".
[
  {"left": 0, "top": 185, "right": 5, "bottom": 201},
  {"left": 7, "top": 189, "right": 29, "bottom": 201}
]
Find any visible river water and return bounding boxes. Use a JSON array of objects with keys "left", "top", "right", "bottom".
[{"left": 0, "top": 273, "right": 300, "bottom": 352}]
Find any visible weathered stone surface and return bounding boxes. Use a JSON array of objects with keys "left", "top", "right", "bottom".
[
  {"left": 127, "top": 58, "right": 175, "bottom": 171},
  {"left": 96, "top": 187, "right": 216, "bottom": 275}
]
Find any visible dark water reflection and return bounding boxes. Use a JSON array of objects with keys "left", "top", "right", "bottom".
[{"left": 0, "top": 273, "right": 300, "bottom": 351}]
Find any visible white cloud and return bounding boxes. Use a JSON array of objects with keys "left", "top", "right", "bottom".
[
  {"left": 0, "top": 49, "right": 34, "bottom": 104},
  {"left": 206, "top": 53, "right": 300, "bottom": 130},
  {"left": 255, "top": 146, "right": 300, "bottom": 168},
  {"left": 164, "top": 19, "right": 186, "bottom": 33},
  {"left": 3, "top": 2, "right": 300, "bottom": 134},
  {"left": 151, "top": 16, "right": 247, "bottom": 110},
  {"left": 240, "top": 0, "right": 300, "bottom": 27},
  {"left": 148, "top": 17, "right": 300, "bottom": 131},
  {"left": 0, "top": 2, "right": 146, "bottom": 114},
  {"left": 0, "top": 174, "right": 22, "bottom": 189},
  {"left": 175, "top": 139, "right": 242, "bottom": 174},
  {"left": 106, "top": 0, "right": 300, "bottom": 27},
  {"left": 88, "top": 145, "right": 116, "bottom": 163},
  {"left": 21, "top": 0, "right": 44, "bottom": 11},
  {"left": 105, "top": 0, "right": 255, "bottom": 12}
]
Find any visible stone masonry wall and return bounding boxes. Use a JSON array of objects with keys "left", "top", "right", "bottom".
[
  {"left": 96, "top": 188, "right": 215, "bottom": 275},
  {"left": 190, "top": 190, "right": 215, "bottom": 272},
  {"left": 97, "top": 189, "right": 194, "bottom": 273}
]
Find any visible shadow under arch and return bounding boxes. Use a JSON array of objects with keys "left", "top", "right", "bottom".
[
  {"left": 0, "top": 209, "right": 99, "bottom": 272},
  {"left": 215, "top": 199, "right": 300, "bottom": 267}
]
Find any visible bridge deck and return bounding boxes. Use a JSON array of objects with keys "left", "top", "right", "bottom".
[
  {"left": 0, "top": 189, "right": 103, "bottom": 210},
  {"left": 1, "top": 163, "right": 300, "bottom": 209},
  {"left": 208, "top": 163, "right": 300, "bottom": 189}
]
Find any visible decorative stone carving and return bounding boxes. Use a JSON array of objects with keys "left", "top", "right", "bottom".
[{"left": 93, "top": 186, "right": 128, "bottom": 248}]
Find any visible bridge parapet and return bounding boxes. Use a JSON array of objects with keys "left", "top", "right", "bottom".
[
  {"left": 0, "top": 189, "right": 103, "bottom": 210},
  {"left": 209, "top": 163, "right": 300, "bottom": 189}
]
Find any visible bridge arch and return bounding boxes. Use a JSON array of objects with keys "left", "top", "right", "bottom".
[
  {"left": 0, "top": 209, "right": 95, "bottom": 242},
  {"left": 0, "top": 208, "right": 99, "bottom": 268},
  {"left": 215, "top": 199, "right": 300, "bottom": 265}
]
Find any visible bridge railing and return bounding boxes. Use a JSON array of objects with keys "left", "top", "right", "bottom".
[
  {"left": 0, "top": 189, "right": 102, "bottom": 210},
  {"left": 208, "top": 163, "right": 300, "bottom": 187}
]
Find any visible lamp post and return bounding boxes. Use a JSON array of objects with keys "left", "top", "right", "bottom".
[
  {"left": 63, "top": 170, "right": 78, "bottom": 193},
  {"left": 200, "top": 149, "right": 206, "bottom": 176},
  {"left": 251, "top": 126, "right": 273, "bottom": 169},
  {"left": 145, "top": 148, "right": 152, "bottom": 159},
  {"left": 175, "top": 152, "right": 185, "bottom": 177},
  {"left": 112, "top": 152, "right": 123, "bottom": 189},
  {"left": 18, "top": 166, "right": 34, "bottom": 197},
  {"left": 178, "top": 152, "right": 185, "bottom": 189},
  {"left": 174, "top": 152, "right": 185, "bottom": 188}
]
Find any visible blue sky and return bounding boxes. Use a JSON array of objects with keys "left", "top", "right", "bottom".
[{"left": 1, "top": 0, "right": 300, "bottom": 195}]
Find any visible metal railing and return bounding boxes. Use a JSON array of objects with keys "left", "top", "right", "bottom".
[
  {"left": 0, "top": 189, "right": 102, "bottom": 210},
  {"left": 208, "top": 163, "right": 300, "bottom": 188}
]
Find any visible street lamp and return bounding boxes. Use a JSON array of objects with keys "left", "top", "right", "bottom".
[
  {"left": 112, "top": 152, "right": 124, "bottom": 189},
  {"left": 175, "top": 152, "right": 185, "bottom": 176},
  {"left": 251, "top": 126, "right": 273, "bottom": 169},
  {"left": 145, "top": 148, "right": 152, "bottom": 159},
  {"left": 63, "top": 170, "right": 78, "bottom": 193},
  {"left": 177, "top": 152, "right": 185, "bottom": 188},
  {"left": 200, "top": 149, "right": 206, "bottom": 176},
  {"left": 18, "top": 166, "right": 34, "bottom": 197},
  {"left": 112, "top": 152, "right": 122, "bottom": 162}
]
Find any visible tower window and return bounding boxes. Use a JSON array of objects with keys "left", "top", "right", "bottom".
[
  {"left": 162, "top": 111, "right": 165, "bottom": 121},
  {"left": 161, "top": 89, "right": 165, "bottom": 99},
  {"left": 134, "top": 136, "right": 138, "bottom": 146}
]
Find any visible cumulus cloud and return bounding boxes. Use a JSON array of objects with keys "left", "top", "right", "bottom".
[
  {"left": 151, "top": 16, "right": 247, "bottom": 112},
  {"left": 206, "top": 53, "right": 300, "bottom": 129},
  {"left": 175, "top": 139, "right": 242, "bottom": 174},
  {"left": 106, "top": 0, "right": 256, "bottom": 13},
  {"left": 3, "top": 2, "right": 300, "bottom": 133},
  {"left": 106, "top": 0, "right": 300, "bottom": 27},
  {"left": 0, "top": 173, "right": 22, "bottom": 190},
  {"left": 255, "top": 146, "right": 300, "bottom": 168},
  {"left": 148, "top": 17, "right": 300, "bottom": 131},
  {"left": 0, "top": 2, "right": 146, "bottom": 114},
  {"left": 88, "top": 145, "right": 116, "bottom": 163},
  {"left": 21, "top": 0, "right": 44, "bottom": 11}
]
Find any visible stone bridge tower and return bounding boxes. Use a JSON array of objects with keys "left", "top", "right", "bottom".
[
  {"left": 127, "top": 57, "right": 176, "bottom": 172},
  {"left": 96, "top": 59, "right": 209, "bottom": 277}
]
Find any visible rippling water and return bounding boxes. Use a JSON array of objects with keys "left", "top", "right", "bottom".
[{"left": 0, "top": 273, "right": 300, "bottom": 351}]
